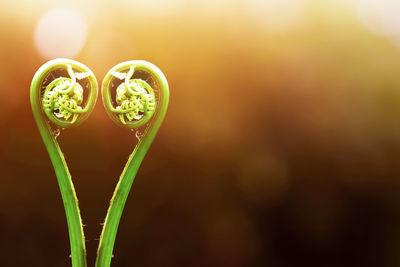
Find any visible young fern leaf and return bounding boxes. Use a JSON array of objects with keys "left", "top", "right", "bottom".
[
  {"left": 30, "top": 58, "right": 98, "bottom": 267},
  {"left": 96, "top": 60, "right": 169, "bottom": 267}
]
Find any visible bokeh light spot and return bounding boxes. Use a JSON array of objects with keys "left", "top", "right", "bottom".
[
  {"left": 34, "top": 8, "right": 87, "bottom": 59},
  {"left": 357, "top": 0, "right": 400, "bottom": 46}
]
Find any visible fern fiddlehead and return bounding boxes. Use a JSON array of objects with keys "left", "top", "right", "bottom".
[
  {"left": 30, "top": 59, "right": 98, "bottom": 267},
  {"left": 96, "top": 60, "right": 169, "bottom": 267},
  {"left": 111, "top": 65, "right": 156, "bottom": 126},
  {"left": 42, "top": 63, "right": 91, "bottom": 125}
]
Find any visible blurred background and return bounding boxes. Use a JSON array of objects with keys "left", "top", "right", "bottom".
[{"left": 1, "top": 0, "right": 400, "bottom": 266}]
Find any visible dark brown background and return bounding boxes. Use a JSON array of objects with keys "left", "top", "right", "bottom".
[{"left": 1, "top": 0, "right": 400, "bottom": 266}]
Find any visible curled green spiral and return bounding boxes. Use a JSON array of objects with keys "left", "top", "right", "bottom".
[
  {"left": 42, "top": 64, "right": 91, "bottom": 126},
  {"left": 104, "top": 65, "right": 157, "bottom": 128},
  {"left": 97, "top": 60, "right": 169, "bottom": 267},
  {"left": 31, "top": 58, "right": 98, "bottom": 267}
]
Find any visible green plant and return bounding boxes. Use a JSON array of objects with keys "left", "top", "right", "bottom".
[
  {"left": 96, "top": 60, "right": 169, "bottom": 267},
  {"left": 30, "top": 58, "right": 98, "bottom": 267}
]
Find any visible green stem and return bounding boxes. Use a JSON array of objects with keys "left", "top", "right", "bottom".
[
  {"left": 96, "top": 61, "right": 169, "bottom": 267},
  {"left": 31, "top": 59, "right": 98, "bottom": 267}
]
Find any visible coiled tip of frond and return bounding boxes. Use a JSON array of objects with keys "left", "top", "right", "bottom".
[
  {"left": 30, "top": 58, "right": 98, "bottom": 128},
  {"left": 102, "top": 60, "right": 168, "bottom": 129}
]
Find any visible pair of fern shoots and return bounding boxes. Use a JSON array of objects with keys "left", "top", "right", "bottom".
[{"left": 30, "top": 59, "right": 169, "bottom": 267}]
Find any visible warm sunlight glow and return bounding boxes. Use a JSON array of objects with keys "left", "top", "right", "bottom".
[
  {"left": 34, "top": 8, "right": 88, "bottom": 59},
  {"left": 357, "top": 0, "right": 400, "bottom": 41},
  {"left": 249, "top": 0, "right": 304, "bottom": 33},
  {"left": 120, "top": 0, "right": 184, "bottom": 16}
]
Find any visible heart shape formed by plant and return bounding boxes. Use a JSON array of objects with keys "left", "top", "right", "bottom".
[{"left": 31, "top": 59, "right": 169, "bottom": 267}]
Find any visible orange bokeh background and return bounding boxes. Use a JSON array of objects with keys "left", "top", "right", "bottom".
[{"left": 1, "top": 0, "right": 400, "bottom": 266}]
